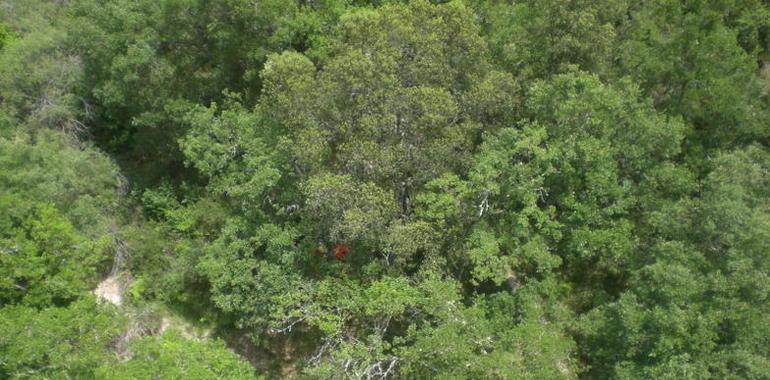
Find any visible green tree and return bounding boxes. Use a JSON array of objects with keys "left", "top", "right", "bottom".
[
  {"left": 578, "top": 146, "right": 770, "bottom": 379},
  {"left": 96, "top": 331, "right": 258, "bottom": 380},
  {"left": 618, "top": 0, "right": 770, "bottom": 152},
  {"left": 0, "top": 130, "right": 120, "bottom": 232},
  {"left": 63, "top": 0, "right": 347, "bottom": 186},
  {"left": 0, "top": 23, "right": 11, "bottom": 50},
  {"left": 255, "top": 0, "right": 489, "bottom": 195},
  {"left": 0, "top": 197, "right": 110, "bottom": 307},
  {"left": 0, "top": 298, "right": 125, "bottom": 379},
  {"left": 0, "top": 28, "right": 85, "bottom": 132},
  {"left": 471, "top": 0, "right": 628, "bottom": 79},
  {"left": 468, "top": 71, "right": 685, "bottom": 303},
  {"left": 3, "top": 0, "right": 770, "bottom": 378},
  {"left": 0, "top": 129, "right": 121, "bottom": 307}
]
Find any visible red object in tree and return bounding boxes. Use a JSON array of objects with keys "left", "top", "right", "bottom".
[{"left": 333, "top": 243, "right": 351, "bottom": 262}]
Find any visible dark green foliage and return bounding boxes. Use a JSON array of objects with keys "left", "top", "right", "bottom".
[
  {"left": 618, "top": 0, "right": 770, "bottom": 152},
  {"left": 472, "top": 0, "right": 628, "bottom": 79}
]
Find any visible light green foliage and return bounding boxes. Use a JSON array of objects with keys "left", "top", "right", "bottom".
[
  {"left": 414, "top": 173, "right": 473, "bottom": 225},
  {"left": 0, "top": 131, "right": 119, "bottom": 232},
  {"left": 394, "top": 276, "right": 577, "bottom": 379},
  {"left": 466, "top": 71, "right": 685, "bottom": 298},
  {"left": 257, "top": 0, "right": 488, "bottom": 191},
  {"left": 95, "top": 331, "right": 257, "bottom": 380},
  {"left": 0, "top": 197, "right": 110, "bottom": 307},
  {"left": 526, "top": 72, "right": 684, "bottom": 280},
  {"left": 0, "top": 130, "right": 120, "bottom": 307},
  {"left": 578, "top": 147, "right": 770, "bottom": 379},
  {"left": 0, "top": 23, "right": 12, "bottom": 50},
  {"left": 0, "top": 0, "right": 66, "bottom": 34},
  {"left": 464, "top": 70, "right": 522, "bottom": 130},
  {"left": 383, "top": 220, "right": 441, "bottom": 269},
  {"left": 180, "top": 96, "right": 282, "bottom": 213},
  {"left": 469, "top": 126, "right": 562, "bottom": 285},
  {"left": 198, "top": 219, "right": 304, "bottom": 332},
  {"left": 0, "top": 298, "right": 125, "bottom": 379},
  {"left": 303, "top": 174, "right": 397, "bottom": 245},
  {"left": 0, "top": 29, "right": 84, "bottom": 132}
]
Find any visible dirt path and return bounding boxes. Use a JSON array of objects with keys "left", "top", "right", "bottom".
[{"left": 94, "top": 274, "right": 124, "bottom": 306}]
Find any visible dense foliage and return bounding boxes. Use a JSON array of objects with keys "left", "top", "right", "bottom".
[{"left": 1, "top": 0, "right": 768, "bottom": 378}]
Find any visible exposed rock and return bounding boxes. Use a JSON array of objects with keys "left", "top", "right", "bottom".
[{"left": 94, "top": 274, "right": 123, "bottom": 306}]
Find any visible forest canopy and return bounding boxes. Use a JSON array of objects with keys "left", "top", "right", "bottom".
[{"left": 1, "top": 0, "right": 769, "bottom": 379}]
